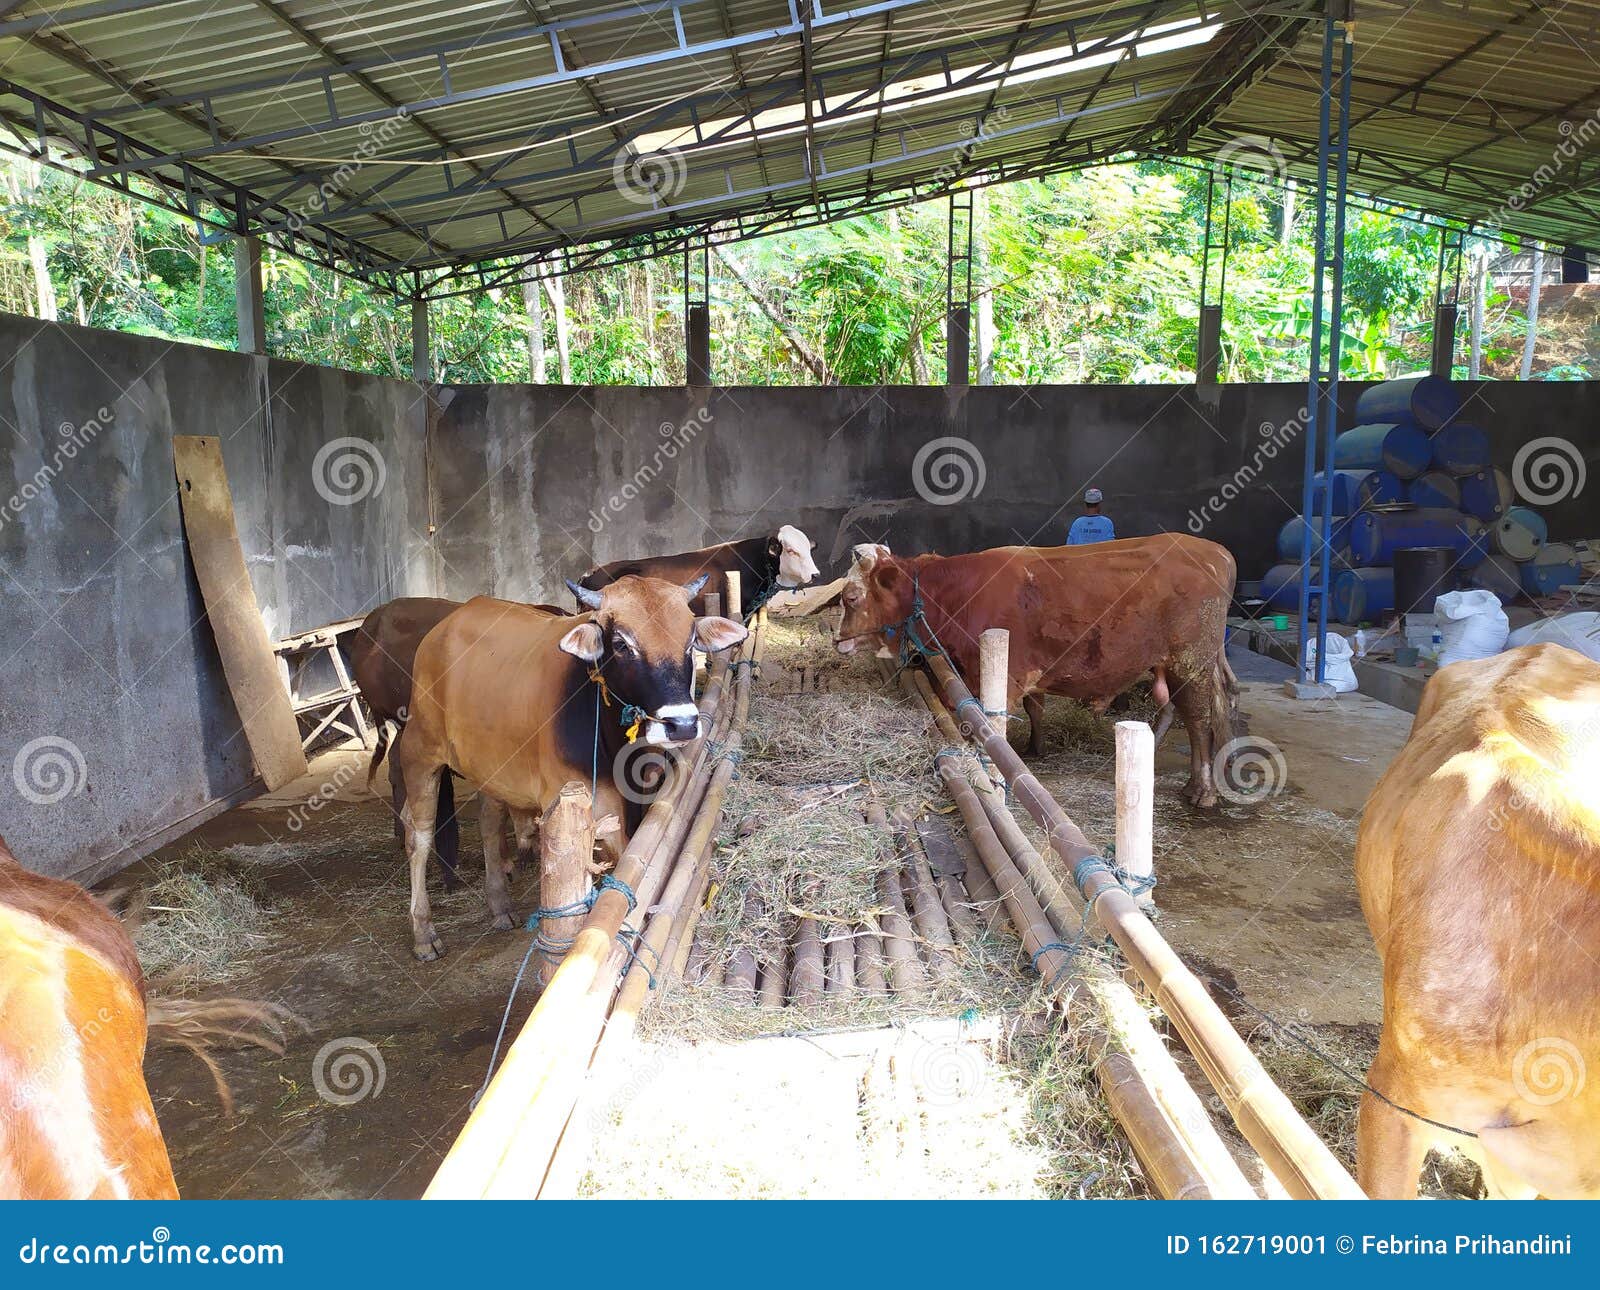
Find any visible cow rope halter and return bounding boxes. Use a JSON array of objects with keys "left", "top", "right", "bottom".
[
  {"left": 882, "top": 573, "right": 959, "bottom": 671},
  {"left": 587, "top": 665, "right": 650, "bottom": 743}
]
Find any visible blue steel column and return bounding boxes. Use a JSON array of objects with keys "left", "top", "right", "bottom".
[
  {"left": 1295, "top": 9, "right": 1352, "bottom": 684},
  {"left": 1315, "top": 26, "right": 1353, "bottom": 677}
]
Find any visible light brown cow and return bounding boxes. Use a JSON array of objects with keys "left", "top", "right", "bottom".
[
  {"left": 836, "top": 536, "right": 1238, "bottom": 806},
  {"left": 395, "top": 576, "right": 745, "bottom": 960},
  {"left": 1356, "top": 642, "right": 1600, "bottom": 1199}
]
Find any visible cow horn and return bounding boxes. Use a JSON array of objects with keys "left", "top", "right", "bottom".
[
  {"left": 566, "top": 579, "right": 603, "bottom": 611},
  {"left": 683, "top": 573, "right": 709, "bottom": 598}
]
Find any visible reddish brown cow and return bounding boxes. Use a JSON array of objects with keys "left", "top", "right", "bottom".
[
  {"left": 0, "top": 833, "right": 175, "bottom": 1198},
  {"left": 395, "top": 576, "right": 745, "bottom": 959},
  {"left": 837, "top": 536, "right": 1238, "bottom": 807},
  {"left": 1356, "top": 643, "right": 1600, "bottom": 1199}
]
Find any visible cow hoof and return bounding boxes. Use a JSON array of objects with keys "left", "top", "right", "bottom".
[
  {"left": 491, "top": 912, "right": 515, "bottom": 932},
  {"left": 413, "top": 935, "right": 445, "bottom": 961}
]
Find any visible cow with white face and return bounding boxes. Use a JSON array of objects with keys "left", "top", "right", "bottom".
[{"left": 577, "top": 527, "right": 819, "bottom": 619}]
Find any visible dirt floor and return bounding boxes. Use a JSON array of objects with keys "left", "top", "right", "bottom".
[{"left": 124, "top": 622, "right": 1432, "bottom": 1200}]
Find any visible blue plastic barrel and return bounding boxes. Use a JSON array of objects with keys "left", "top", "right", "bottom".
[
  {"left": 1333, "top": 422, "right": 1433, "bottom": 479},
  {"left": 1348, "top": 508, "right": 1489, "bottom": 568},
  {"left": 1354, "top": 375, "right": 1463, "bottom": 431},
  {"left": 1519, "top": 544, "right": 1582, "bottom": 598},
  {"left": 1260, "top": 563, "right": 1305, "bottom": 610},
  {"left": 1429, "top": 421, "right": 1490, "bottom": 475},
  {"left": 1276, "top": 515, "right": 1354, "bottom": 563},
  {"left": 1492, "top": 506, "right": 1548, "bottom": 561},
  {"left": 1459, "top": 468, "right": 1513, "bottom": 522},
  {"left": 1310, "top": 469, "right": 1386, "bottom": 516},
  {"left": 1466, "top": 553, "right": 1522, "bottom": 604},
  {"left": 1331, "top": 567, "right": 1395, "bottom": 623},
  {"left": 1407, "top": 470, "right": 1462, "bottom": 510},
  {"left": 1361, "top": 469, "right": 1407, "bottom": 508}
]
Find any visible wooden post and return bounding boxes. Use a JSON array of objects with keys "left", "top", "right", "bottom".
[
  {"left": 977, "top": 628, "right": 1009, "bottom": 728},
  {"left": 723, "top": 570, "right": 742, "bottom": 621},
  {"left": 537, "top": 784, "right": 595, "bottom": 988},
  {"left": 1115, "top": 721, "right": 1156, "bottom": 912}
]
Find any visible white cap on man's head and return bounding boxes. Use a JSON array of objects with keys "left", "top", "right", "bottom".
[{"left": 1084, "top": 487, "right": 1103, "bottom": 504}]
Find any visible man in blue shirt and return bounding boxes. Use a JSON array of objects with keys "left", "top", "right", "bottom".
[{"left": 1067, "top": 488, "right": 1116, "bottom": 545}]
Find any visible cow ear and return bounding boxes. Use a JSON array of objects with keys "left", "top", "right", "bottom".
[
  {"left": 876, "top": 562, "right": 907, "bottom": 595},
  {"left": 767, "top": 536, "right": 782, "bottom": 559},
  {"left": 694, "top": 616, "right": 749, "bottom": 653},
  {"left": 559, "top": 622, "right": 604, "bottom": 661}
]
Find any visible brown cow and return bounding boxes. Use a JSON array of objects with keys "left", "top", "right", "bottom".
[
  {"left": 1355, "top": 643, "right": 1600, "bottom": 1199},
  {"left": 836, "top": 536, "right": 1238, "bottom": 806},
  {"left": 578, "top": 526, "right": 819, "bottom": 618},
  {"left": 394, "top": 576, "right": 745, "bottom": 960},
  {"left": 0, "top": 833, "right": 178, "bottom": 1198},
  {"left": 351, "top": 597, "right": 571, "bottom": 888}
]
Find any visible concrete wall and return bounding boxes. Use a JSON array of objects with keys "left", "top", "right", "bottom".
[
  {"left": 3, "top": 312, "right": 1598, "bottom": 878},
  {"left": 0, "top": 315, "right": 430, "bottom": 881}
]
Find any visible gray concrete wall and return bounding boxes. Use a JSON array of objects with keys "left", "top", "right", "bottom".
[
  {"left": 0, "top": 315, "right": 430, "bottom": 881},
  {"left": 4, "top": 310, "right": 1598, "bottom": 879}
]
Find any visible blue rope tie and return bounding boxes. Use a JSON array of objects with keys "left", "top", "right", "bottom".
[
  {"left": 1074, "top": 853, "right": 1156, "bottom": 898},
  {"left": 615, "top": 922, "right": 662, "bottom": 989}
]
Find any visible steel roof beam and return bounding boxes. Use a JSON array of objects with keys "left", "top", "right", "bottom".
[
  {"left": 242, "top": 0, "right": 1206, "bottom": 239},
  {"left": 0, "top": 0, "right": 187, "bottom": 38},
  {"left": 79, "top": 0, "right": 944, "bottom": 175}
]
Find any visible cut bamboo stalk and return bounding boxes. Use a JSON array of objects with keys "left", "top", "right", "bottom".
[
  {"left": 724, "top": 891, "right": 761, "bottom": 997},
  {"left": 855, "top": 926, "right": 888, "bottom": 996},
  {"left": 936, "top": 874, "right": 979, "bottom": 942},
  {"left": 824, "top": 928, "right": 855, "bottom": 996},
  {"left": 956, "top": 835, "right": 1013, "bottom": 940},
  {"left": 1115, "top": 720, "right": 1156, "bottom": 911},
  {"left": 922, "top": 652, "right": 1363, "bottom": 1201},
  {"left": 789, "top": 914, "right": 825, "bottom": 1006},
  {"left": 724, "top": 569, "right": 742, "bottom": 620},
  {"left": 977, "top": 627, "right": 1010, "bottom": 727},
  {"left": 758, "top": 943, "right": 788, "bottom": 1007},
  {"left": 865, "top": 802, "right": 924, "bottom": 994},
  {"left": 892, "top": 806, "right": 957, "bottom": 978}
]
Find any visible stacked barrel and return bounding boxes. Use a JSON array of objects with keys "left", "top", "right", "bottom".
[{"left": 1260, "top": 375, "right": 1579, "bottom": 623}]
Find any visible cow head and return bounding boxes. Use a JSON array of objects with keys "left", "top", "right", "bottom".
[
  {"left": 769, "top": 524, "right": 820, "bottom": 589},
  {"left": 562, "top": 574, "right": 746, "bottom": 746},
  {"left": 835, "top": 543, "right": 896, "bottom": 657}
]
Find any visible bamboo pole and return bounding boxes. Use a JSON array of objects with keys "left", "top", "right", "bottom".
[
  {"left": 920, "top": 652, "right": 1364, "bottom": 1201},
  {"left": 725, "top": 893, "right": 761, "bottom": 997},
  {"left": 758, "top": 944, "right": 788, "bottom": 1007},
  {"left": 865, "top": 801, "right": 924, "bottom": 993},
  {"left": 789, "top": 915, "right": 825, "bottom": 1005},
  {"left": 855, "top": 925, "right": 888, "bottom": 996},
  {"left": 824, "top": 928, "right": 856, "bottom": 996},
  {"left": 891, "top": 806, "right": 957, "bottom": 978},
  {"left": 1115, "top": 721, "right": 1156, "bottom": 911}
]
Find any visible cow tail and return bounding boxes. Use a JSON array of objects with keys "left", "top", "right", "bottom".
[
  {"left": 1212, "top": 644, "right": 1244, "bottom": 753},
  {"left": 434, "top": 772, "right": 462, "bottom": 890},
  {"left": 146, "top": 998, "right": 304, "bottom": 1116},
  {"left": 367, "top": 719, "right": 397, "bottom": 793}
]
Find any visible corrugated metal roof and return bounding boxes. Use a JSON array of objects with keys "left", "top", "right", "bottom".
[{"left": 0, "top": 0, "right": 1594, "bottom": 291}]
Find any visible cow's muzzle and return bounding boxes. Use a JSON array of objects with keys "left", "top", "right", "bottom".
[{"left": 646, "top": 703, "right": 702, "bottom": 746}]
